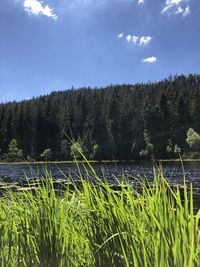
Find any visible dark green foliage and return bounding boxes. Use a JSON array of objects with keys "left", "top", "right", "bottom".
[
  {"left": 2, "top": 139, "right": 23, "bottom": 161},
  {"left": 139, "top": 129, "right": 154, "bottom": 158},
  {"left": 0, "top": 74, "right": 200, "bottom": 160},
  {"left": 166, "top": 139, "right": 181, "bottom": 157}
]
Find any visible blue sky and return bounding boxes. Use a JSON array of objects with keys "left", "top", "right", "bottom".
[{"left": 0, "top": 0, "right": 200, "bottom": 102}]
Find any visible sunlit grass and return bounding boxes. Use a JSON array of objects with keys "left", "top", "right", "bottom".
[{"left": 0, "top": 162, "right": 199, "bottom": 267}]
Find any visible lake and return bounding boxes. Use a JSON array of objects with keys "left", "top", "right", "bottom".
[{"left": 0, "top": 161, "right": 200, "bottom": 211}]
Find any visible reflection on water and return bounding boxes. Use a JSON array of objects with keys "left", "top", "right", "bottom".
[
  {"left": 0, "top": 161, "right": 200, "bottom": 183},
  {"left": 0, "top": 161, "right": 199, "bottom": 210}
]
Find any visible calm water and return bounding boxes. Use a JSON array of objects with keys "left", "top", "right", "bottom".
[{"left": 0, "top": 161, "right": 200, "bottom": 210}]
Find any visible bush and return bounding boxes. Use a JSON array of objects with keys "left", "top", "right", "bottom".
[
  {"left": 2, "top": 139, "right": 23, "bottom": 162},
  {"left": 186, "top": 128, "right": 200, "bottom": 152},
  {"left": 183, "top": 151, "right": 200, "bottom": 159}
]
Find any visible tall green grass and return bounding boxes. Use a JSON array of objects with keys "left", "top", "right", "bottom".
[{"left": 0, "top": 164, "right": 199, "bottom": 267}]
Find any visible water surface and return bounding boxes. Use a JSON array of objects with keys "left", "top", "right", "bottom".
[{"left": 0, "top": 161, "right": 199, "bottom": 210}]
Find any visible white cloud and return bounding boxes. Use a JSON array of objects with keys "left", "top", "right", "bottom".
[
  {"left": 139, "top": 36, "right": 152, "bottom": 46},
  {"left": 142, "top": 56, "right": 157, "bottom": 63},
  {"left": 161, "top": 0, "right": 191, "bottom": 17},
  {"left": 162, "top": 5, "right": 172, "bottom": 14},
  {"left": 173, "top": 5, "right": 190, "bottom": 16},
  {"left": 117, "top": 33, "right": 123, "bottom": 39},
  {"left": 175, "top": 6, "right": 184, "bottom": 14},
  {"left": 183, "top": 5, "right": 190, "bottom": 16},
  {"left": 23, "top": 0, "right": 57, "bottom": 20},
  {"left": 125, "top": 35, "right": 152, "bottom": 46},
  {"left": 126, "top": 34, "right": 139, "bottom": 44},
  {"left": 138, "top": 0, "right": 144, "bottom": 4},
  {"left": 166, "top": 0, "right": 184, "bottom": 5}
]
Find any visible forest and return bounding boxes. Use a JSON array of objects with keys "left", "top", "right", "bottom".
[{"left": 0, "top": 74, "right": 200, "bottom": 161}]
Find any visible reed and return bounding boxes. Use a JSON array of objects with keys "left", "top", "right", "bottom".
[{"left": 0, "top": 162, "right": 199, "bottom": 267}]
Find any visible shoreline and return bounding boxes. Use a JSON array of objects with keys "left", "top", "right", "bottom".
[{"left": 0, "top": 158, "right": 200, "bottom": 165}]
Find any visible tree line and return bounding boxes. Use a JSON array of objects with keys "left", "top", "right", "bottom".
[{"left": 1, "top": 74, "right": 200, "bottom": 161}]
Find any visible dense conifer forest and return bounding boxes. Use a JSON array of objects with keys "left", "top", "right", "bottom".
[{"left": 1, "top": 74, "right": 200, "bottom": 161}]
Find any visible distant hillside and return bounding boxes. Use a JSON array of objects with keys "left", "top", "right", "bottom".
[{"left": 1, "top": 74, "right": 200, "bottom": 161}]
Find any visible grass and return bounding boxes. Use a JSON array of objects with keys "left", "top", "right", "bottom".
[{"left": 0, "top": 162, "right": 199, "bottom": 267}]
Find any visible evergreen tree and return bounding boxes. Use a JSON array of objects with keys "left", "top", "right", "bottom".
[{"left": 0, "top": 74, "right": 199, "bottom": 160}]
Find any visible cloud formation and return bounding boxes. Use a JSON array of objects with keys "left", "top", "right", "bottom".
[
  {"left": 161, "top": 0, "right": 191, "bottom": 17},
  {"left": 125, "top": 35, "right": 152, "bottom": 46},
  {"left": 138, "top": 0, "right": 144, "bottom": 4},
  {"left": 126, "top": 35, "right": 139, "bottom": 44},
  {"left": 23, "top": 0, "right": 57, "bottom": 20},
  {"left": 182, "top": 5, "right": 190, "bottom": 16},
  {"left": 117, "top": 33, "right": 123, "bottom": 39},
  {"left": 139, "top": 36, "right": 152, "bottom": 46},
  {"left": 142, "top": 56, "right": 157, "bottom": 63}
]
